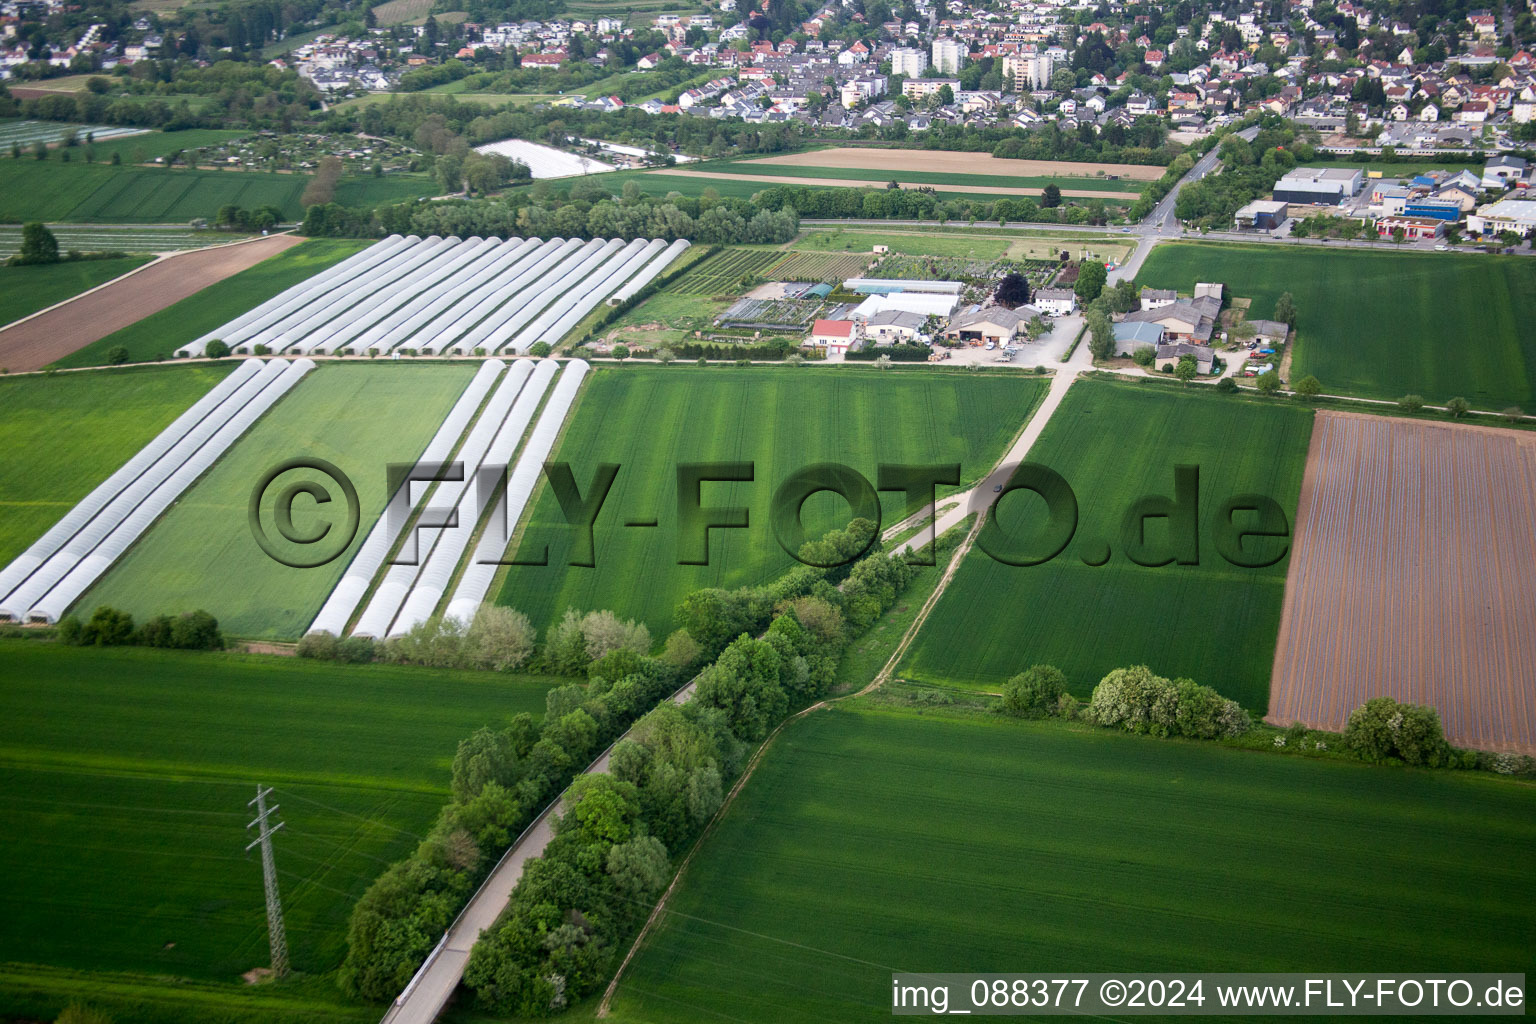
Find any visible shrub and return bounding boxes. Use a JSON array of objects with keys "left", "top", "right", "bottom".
[
  {"left": 1086, "top": 665, "right": 1248, "bottom": 739},
  {"left": 296, "top": 631, "right": 340, "bottom": 660},
  {"left": 1001, "top": 664, "right": 1066, "bottom": 717},
  {"left": 107, "top": 345, "right": 130, "bottom": 365},
  {"left": 77, "top": 606, "right": 134, "bottom": 646},
  {"left": 660, "top": 628, "right": 701, "bottom": 671},
  {"left": 1343, "top": 697, "right": 1451, "bottom": 767},
  {"left": 656, "top": 347, "right": 675, "bottom": 364},
  {"left": 252, "top": 343, "right": 271, "bottom": 356},
  {"left": 528, "top": 341, "right": 552, "bottom": 358},
  {"left": 1397, "top": 394, "right": 1424, "bottom": 413},
  {"left": 1445, "top": 396, "right": 1471, "bottom": 418},
  {"left": 1292, "top": 374, "right": 1321, "bottom": 398},
  {"left": 1215, "top": 376, "right": 1238, "bottom": 393},
  {"left": 462, "top": 605, "right": 535, "bottom": 671},
  {"left": 1500, "top": 406, "right": 1525, "bottom": 423},
  {"left": 204, "top": 339, "right": 230, "bottom": 359}
]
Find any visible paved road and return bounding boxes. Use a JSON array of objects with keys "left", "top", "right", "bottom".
[{"left": 379, "top": 676, "right": 702, "bottom": 1024}]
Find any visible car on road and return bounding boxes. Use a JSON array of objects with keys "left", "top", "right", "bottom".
[
  {"left": 1435, "top": 244, "right": 1447, "bottom": 250},
  {"left": 1122, "top": 227, "right": 1132, "bottom": 232}
]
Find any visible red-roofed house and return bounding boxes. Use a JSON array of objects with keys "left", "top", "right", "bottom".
[{"left": 809, "top": 319, "right": 859, "bottom": 355}]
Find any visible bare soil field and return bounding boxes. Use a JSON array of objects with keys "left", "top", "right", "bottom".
[
  {"left": 649, "top": 168, "right": 1131, "bottom": 199},
  {"left": 747, "top": 147, "right": 1165, "bottom": 180},
  {"left": 0, "top": 234, "right": 301, "bottom": 371},
  {"left": 1270, "top": 411, "right": 1536, "bottom": 753}
]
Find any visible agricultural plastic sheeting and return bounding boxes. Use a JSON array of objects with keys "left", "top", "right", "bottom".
[
  {"left": 304, "top": 236, "right": 502, "bottom": 355},
  {"left": 390, "top": 358, "right": 562, "bottom": 636},
  {"left": 528, "top": 239, "right": 663, "bottom": 349},
  {"left": 483, "top": 239, "right": 616, "bottom": 355},
  {"left": 610, "top": 239, "right": 690, "bottom": 302},
  {"left": 352, "top": 238, "right": 541, "bottom": 355},
  {"left": 349, "top": 360, "right": 538, "bottom": 639},
  {"left": 229, "top": 235, "right": 441, "bottom": 356},
  {"left": 407, "top": 238, "right": 570, "bottom": 356},
  {"left": 428, "top": 238, "right": 585, "bottom": 356},
  {"left": 305, "top": 360, "right": 506, "bottom": 638},
  {"left": 445, "top": 358, "right": 591, "bottom": 625},
  {"left": 0, "top": 359, "right": 264, "bottom": 605},
  {"left": 271, "top": 236, "right": 455, "bottom": 353},
  {"left": 510, "top": 239, "right": 643, "bottom": 352},
  {"left": 23, "top": 359, "right": 317, "bottom": 624},
  {"left": 0, "top": 358, "right": 292, "bottom": 620},
  {"left": 177, "top": 235, "right": 413, "bottom": 357}
]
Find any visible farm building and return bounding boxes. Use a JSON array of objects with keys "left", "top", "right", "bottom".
[
  {"left": 1233, "top": 199, "right": 1289, "bottom": 230},
  {"left": 1121, "top": 294, "right": 1220, "bottom": 343},
  {"left": 1375, "top": 215, "right": 1445, "bottom": 240},
  {"left": 1034, "top": 287, "right": 1076, "bottom": 316},
  {"left": 1246, "top": 319, "right": 1290, "bottom": 343},
  {"left": 943, "top": 306, "right": 1030, "bottom": 346},
  {"left": 1155, "top": 342, "right": 1216, "bottom": 373},
  {"left": 809, "top": 318, "right": 859, "bottom": 355},
  {"left": 1113, "top": 321, "right": 1165, "bottom": 355},
  {"left": 1139, "top": 287, "right": 1177, "bottom": 309},
  {"left": 864, "top": 309, "right": 928, "bottom": 344}
]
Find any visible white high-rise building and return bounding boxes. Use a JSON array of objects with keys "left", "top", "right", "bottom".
[
  {"left": 931, "top": 36, "right": 964, "bottom": 73},
  {"left": 890, "top": 46, "right": 928, "bottom": 77}
]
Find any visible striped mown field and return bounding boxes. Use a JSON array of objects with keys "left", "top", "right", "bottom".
[
  {"left": 900, "top": 378, "right": 1315, "bottom": 711},
  {"left": 0, "top": 640, "right": 557, "bottom": 1021},
  {"left": 608, "top": 702, "right": 1536, "bottom": 1023},
  {"left": 496, "top": 366, "right": 1047, "bottom": 637},
  {"left": 1270, "top": 411, "right": 1536, "bottom": 753}
]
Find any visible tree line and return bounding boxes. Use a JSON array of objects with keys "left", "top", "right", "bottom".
[
  {"left": 460, "top": 519, "right": 919, "bottom": 1014},
  {"left": 340, "top": 518, "right": 924, "bottom": 1010}
]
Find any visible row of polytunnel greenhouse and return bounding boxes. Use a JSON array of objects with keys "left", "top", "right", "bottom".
[
  {"left": 0, "top": 358, "right": 315, "bottom": 624},
  {"left": 315, "top": 357, "right": 588, "bottom": 640},
  {"left": 176, "top": 234, "right": 689, "bottom": 358}
]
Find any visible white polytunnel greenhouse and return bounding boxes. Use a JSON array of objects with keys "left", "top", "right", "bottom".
[
  {"left": 348, "top": 359, "right": 544, "bottom": 639},
  {"left": 0, "top": 358, "right": 264, "bottom": 602},
  {"left": 305, "top": 359, "right": 507, "bottom": 639},
  {"left": 0, "top": 359, "right": 316, "bottom": 623},
  {"left": 388, "top": 358, "right": 565, "bottom": 637},
  {"left": 172, "top": 234, "right": 684, "bottom": 359},
  {"left": 445, "top": 358, "right": 591, "bottom": 625}
]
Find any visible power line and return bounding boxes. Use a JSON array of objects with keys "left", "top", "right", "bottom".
[
  {"left": 271, "top": 786, "right": 426, "bottom": 841},
  {"left": 245, "top": 784, "right": 290, "bottom": 978}
]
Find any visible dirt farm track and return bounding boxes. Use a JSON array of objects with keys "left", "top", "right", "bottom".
[
  {"left": 1270, "top": 411, "right": 1536, "bottom": 753},
  {"left": 0, "top": 234, "right": 302, "bottom": 371}
]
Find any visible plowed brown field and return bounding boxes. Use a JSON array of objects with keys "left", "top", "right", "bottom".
[
  {"left": 1270, "top": 411, "right": 1536, "bottom": 753},
  {"left": 0, "top": 234, "right": 301, "bottom": 371}
]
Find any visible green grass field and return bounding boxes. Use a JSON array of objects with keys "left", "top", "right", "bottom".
[
  {"left": 0, "top": 639, "right": 557, "bottom": 1021},
  {"left": 0, "top": 256, "right": 151, "bottom": 327},
  {"left": 57, "top": 239, "right": 372, "bottom": 367},
  {"left": 900, "top": 378, "right": 1314, "bottom": 710},
  {"left": 0, "top": 156, "right": 436, "bottom": 224},
  {"left": 573, "top": 169, "right": 1034, "bottom": 206},
  {"left": 712, "top": 158, "right": 1145, "bottom": 193},
  {"left": 494, "top": 367, "right": 1046, "bottom": 637},
  {"left": 606, "top": 702, "right": 1536, "bottom": 1023},
  {"left": 0, "top": 365, "right": 234, "bottom": 566},
  {"left": 82, "top": 362, "right": 478, "bottom": 638},
  {"left": 1136, "top": 242, "right": 1536, "bottom": 411}
]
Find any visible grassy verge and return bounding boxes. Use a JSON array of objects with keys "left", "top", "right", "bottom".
[{"left": 0, "top": 256, "right": 152, "bottom": 327}]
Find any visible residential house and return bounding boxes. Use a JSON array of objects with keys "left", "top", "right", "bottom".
[
  {"left": 809, "top": 318, "right": 859, "bottom": 355},
  {"left": 1033, "top": 287, "right": 1075, "bottom": 316},
  {"left": 1139, "top": 287, "right": 1177, "bottom": 309}
]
